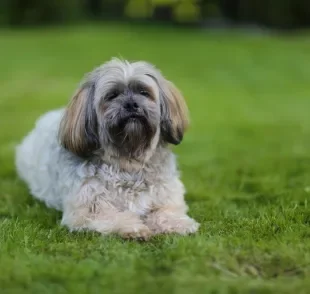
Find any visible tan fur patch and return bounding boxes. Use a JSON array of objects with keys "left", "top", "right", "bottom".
[
  {"left": 165, "top": 80, "right": 189, "bottom": 138},
  {"left": 59, "top": 88, "right": 91, "bottom": 156}
]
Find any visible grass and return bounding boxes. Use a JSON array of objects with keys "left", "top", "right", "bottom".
[{"left": 0, "top": 23, "right": 310, "bottom": 294}]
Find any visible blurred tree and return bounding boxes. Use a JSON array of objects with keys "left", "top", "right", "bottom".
[
  {"left": 86, "top": 0, "right": 102, "bottom": 19},
  {"left": 292, "top": 0, "right": 310, "bottom": 26},
  {"left": 173, "top": 1, "right": 200, "bottom": 23},
  {"left": 152, "top": 3, "right": 174, "bottom": 21},
  {"left": 199, "top": 0, "right": 223, "bottom": 19},
  {"left": 2, "top": 0, "right": 82, "bottom": 26},
  {"left": 219, "top": 0, "right": 239, "bottom": 21},
  {"left": 236, "top": 0, "right": 293, "bottom": 28},
  {"left": 0, "top": 0, "right": 10, "bottom": 25},
  {"left": 125, "top": 0, "right": 152, "bottom": 19},
  {"left": 0, "top": 0, "right": 309, "bottom": 29},
  {"left": 150, "top": 0, "right": 201, "bottom": 23},
  {"left": 100, "top": 0, "right": 127, "bottom": 19}
]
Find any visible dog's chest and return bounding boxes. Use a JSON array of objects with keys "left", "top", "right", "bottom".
[{"left": 97, "top": 164, "right": 166, "bottom": 215}]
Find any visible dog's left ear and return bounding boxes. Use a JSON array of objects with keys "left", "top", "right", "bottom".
[{"left": 158, "top": 79, "right": 189, "bottom": 145}]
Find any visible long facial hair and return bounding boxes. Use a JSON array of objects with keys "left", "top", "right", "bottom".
[{"left": 102, "top": 107, "right": 158, "bottom": 159}]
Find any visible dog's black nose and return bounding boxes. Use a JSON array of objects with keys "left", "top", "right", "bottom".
[{"left": 124, "top": 101, "right": 140, "bottom": 112}]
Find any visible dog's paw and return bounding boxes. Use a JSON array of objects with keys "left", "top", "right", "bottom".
[
  {"left": 119, "top": 224, "right": 152, "bottom": 241},
  {"left": 147, "top": 215, "right": 200, "bottom": 236},
  {"left": 170, "top": 217, "right": 200, "bottom": 235}
]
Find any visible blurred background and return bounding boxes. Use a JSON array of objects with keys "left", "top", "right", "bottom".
[
  {"left": 1, "top": 0, "right": 310, "bottom": 177},
  {"left": 1, "top": 0, "right": 310, "bottom": 29},
  {"left": 1, "top": 0, "right": 310, "bottom": 170}
]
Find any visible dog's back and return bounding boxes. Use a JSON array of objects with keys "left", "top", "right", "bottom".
[{"left": 15, "top": 109, "right": 65, "bottom": 210}]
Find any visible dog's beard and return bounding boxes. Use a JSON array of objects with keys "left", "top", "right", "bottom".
[{"left": 108, "top": 116, "right": 156, "bottom": 158}]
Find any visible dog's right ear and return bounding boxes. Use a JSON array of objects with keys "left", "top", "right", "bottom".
[{"left": 59, "top": 84, "right": 99, "bottom": 157}]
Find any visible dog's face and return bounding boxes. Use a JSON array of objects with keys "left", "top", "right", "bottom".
[
  {"left": 95, "top": 63, "right": 161, "bottom": 158},
  {"left": 59, "top": 58, "right": 189, "bottom": 160}
]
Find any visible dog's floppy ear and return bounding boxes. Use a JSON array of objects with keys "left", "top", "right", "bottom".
[
  {"left": 59, "top": 84, "right": 99, "bottom": 157},
  {"left": 159, "top": 79, "right": 189, "bottom": 145}
]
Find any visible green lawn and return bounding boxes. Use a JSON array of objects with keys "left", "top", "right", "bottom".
[{"left": 0, "top": 23, "right": 310, "bottom": 294}]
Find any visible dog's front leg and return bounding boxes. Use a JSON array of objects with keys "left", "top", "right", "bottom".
[
  {"left": 145, "top": 204, "right": 200, "bottom": 236},
  {"left": 61, "top": 180, "right": 152, "bottom": 240}
]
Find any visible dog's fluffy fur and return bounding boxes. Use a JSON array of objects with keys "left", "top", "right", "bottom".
[{"left": 15, "top": 58, "right": 199, "bottom": 240}]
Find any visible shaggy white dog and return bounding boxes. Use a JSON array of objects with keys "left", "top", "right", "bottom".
[{"left": 15, "top": 58, "right": 199, "bottom": 240}]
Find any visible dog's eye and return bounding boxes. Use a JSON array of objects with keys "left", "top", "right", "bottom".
[
  {"left": 106, "top": 91, "right": 119, "bottom": 100},
  {"left": 140, "top": 90, "right": 150, "bottom": 97}
]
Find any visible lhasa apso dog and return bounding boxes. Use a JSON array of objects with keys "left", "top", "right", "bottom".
[{"left": 15, "top": 58, "right": 199, "bottom": 240}]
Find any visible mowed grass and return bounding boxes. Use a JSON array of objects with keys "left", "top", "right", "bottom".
[{"left": 0, "top": 23, "right": 310, "bottom": 293}]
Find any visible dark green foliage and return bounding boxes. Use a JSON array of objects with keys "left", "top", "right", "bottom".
[
  {"left": 0, "top": 0, "right": 310, "bottom": 28},
  {"left": 98, "top": 0, "right": 128, "bottom": 19},
  {"left": 216, "top": 0, "right": 310, "bottom": 28},
  {"left": 1, "top": 0, "right": 83, "bottom": 26}
]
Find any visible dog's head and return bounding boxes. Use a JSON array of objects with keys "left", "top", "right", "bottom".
[{"left": 59, "top": 58, "right": 189, "bottom": 160}]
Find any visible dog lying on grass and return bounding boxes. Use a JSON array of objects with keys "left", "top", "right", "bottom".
[{"left": 15, "top": 58, "right": 199, "bottom": 240}]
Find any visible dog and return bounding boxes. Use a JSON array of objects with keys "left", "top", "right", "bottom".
[{"left": 15, "top": 58, "right": 199, "bottom": 240}]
